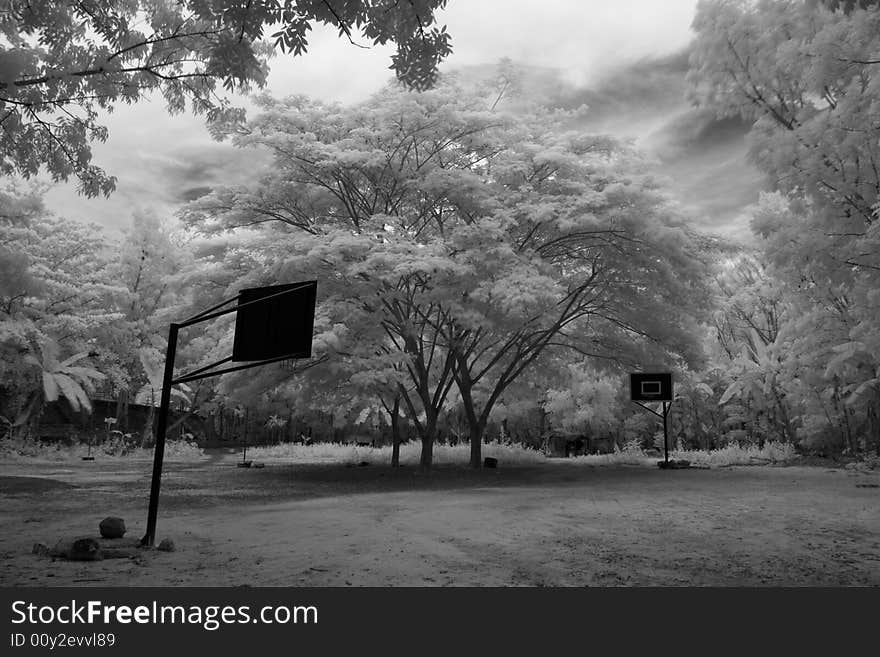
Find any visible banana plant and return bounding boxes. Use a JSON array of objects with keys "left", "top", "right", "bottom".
[{"left": 24, "top": 339, "right": 105, "bottom": 413}]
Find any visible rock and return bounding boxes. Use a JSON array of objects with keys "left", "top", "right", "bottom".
[
  {"left": 98, "top": 537, "right": 142, "bottom": 559},
  {"left": 157, "top": 538, "right": 175, "bottom": 552},
  {"left": 49, "top": 539, "right": 70, "bottom": 558},
  {"left": 99, "top": 517, "right": 126, "bottom": 539},
  {"left": 69, "top": 538, "right": 103, "bottom": 561},
  {"left": 32, "top": 542, "right": 49, "bottom": 556},
  {"left": 483, "top": 457, "right": 498, "bottom": 468}
]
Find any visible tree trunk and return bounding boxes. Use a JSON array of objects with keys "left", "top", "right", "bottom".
[
  {"left": 538, "top": 405, "right": 548, "bottom": 451},
  {"left": 417, "top": 410, "right": 438, "bottom": 470},
  {"left": 870, "top": 393, "right": 880, "bottom": 455},
  {"left": 469, "top": 422, "right": 484, "bottom": 468},
  {"left": 463, "top": 406, "right": 484, "bottom": 468},
  {"left": 420, "top": 433, "right": 433, "bottom": 469},
  {"left": 772, "top": 389, "right": 796, "bottom": 444},
  {"left": 453, "top": 362, "right": 484, "bottom": 468},
  {"left": 115, "top": 388, "right": 129, "bottom": 432},
  {"left": 141, "top": 403, "right": 155, "bottom": 448},
  {"left": 15, "top": 393, "right": 41, "bottom": 441},
  {"left": 390, "top": 397, "right": 401, "bottom": 467}
]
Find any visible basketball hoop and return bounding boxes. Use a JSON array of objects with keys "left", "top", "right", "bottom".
[
  {"left": 629, "top": 372, "right": 674, "bottom": 466},
  {"left": 142, "top": 280, "right": 317, "bottom": 547},
  {"left": 630, "top": 373, "right": 672, "bottom": 402}
]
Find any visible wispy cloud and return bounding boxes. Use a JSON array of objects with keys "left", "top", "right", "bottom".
[
  {"left": 458, "top": 51, "right": 762, "bottom": 241},
  {"left": 39, "top": 0, "right": 761, "bottom": 242}
]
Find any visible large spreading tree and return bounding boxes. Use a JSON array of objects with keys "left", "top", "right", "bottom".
[{"left": 181, "top": 70, "right": 711, "bottom": 467}]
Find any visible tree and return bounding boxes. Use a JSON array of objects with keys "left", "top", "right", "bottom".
[
  {"left": 750, "top": 194, "right": 880, "bottom": 453},
  {"left": 100, "top": 210, "right": 194, "bottom": 431},
  {"left": 0, "top": 0, "right": 452, "bottom": 196},
  {"left": 688, "top": 0, "right": 880, "bottom": 226},
  {"left": 709, "top": 253, "right": 797, "bottom": 444},
  {"left": 265, "top": 414, "right": 287, "bottom": 443},
  {"left": 0, "top": 186, "right": 123, "bottom": 341},
  {"left": 181, "top": 69, "right": 710, "bottom": 468},
  {"left": 0, "top": 184, "right": 126, "bottom": 434},
  {"left": 134, "top": 346, "right": 194, "bottom": 445},
  {"left": 433, "top": 124, "right": 710, "bottom": 467},
  {"left": 689, "top": 1, "right": 880, "bottom": 453},
  {"left": 544, "top": 362, "right": 621, "bottom": 440}
]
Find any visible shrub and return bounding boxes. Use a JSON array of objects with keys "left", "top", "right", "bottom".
[
  {"left": 0, "top": 436, "right": 204, "bottom": 462},
  {"left": 246, "top": 440, "right": 548, "bottom": 466},
  {"left": 671, "top": 442, "right": 797, "bottom": 467},
  {"left": 567, "top": 440, "right": 653, "bottom": 467}
]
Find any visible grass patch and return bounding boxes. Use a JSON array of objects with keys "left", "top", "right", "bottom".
[
  {"left": 567, "top": 441, "right": 798, "bottom": 468},
  {"left": 671, "top": 442, "right": 798, "bottom": 467},
  {"left": 246, "top": 440, "right": 792, "bottom": 467},
  {"left": 0, "top": 436, "right": 800, "bottom": 469},
  {"left": 567, "top": 449, "right": 655, "bottom": 467},
  {"left": 0, "top": 436, "right": 204, "bottom": 462},
  {"left": 247, "top": 440, "right": 549, "bottom": 466}
]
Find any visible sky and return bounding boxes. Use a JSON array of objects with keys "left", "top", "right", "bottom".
[{"left": 39, "top": 0, "right": 761, "bottom": 242}]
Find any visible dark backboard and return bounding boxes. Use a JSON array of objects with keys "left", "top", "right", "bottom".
[
  {"left": 630, "top": 372, "right": 673, "bottom": 402},
  {"left": 231, "top": 281, "right": 317, "bottom": 362}
]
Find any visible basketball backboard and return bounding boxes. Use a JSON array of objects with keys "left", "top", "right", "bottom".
[
  {"left": 630, "top": 372, "right": 673, "bottom": 402},
  {"left": 231, "top": 281, "right": 317, "bottom": 362}
]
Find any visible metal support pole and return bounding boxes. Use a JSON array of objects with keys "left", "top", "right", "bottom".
[
  {"left": 242, "top": 408, "right": 248, "bottom": 464},
  {"left": 142, "top": 323, "right": 179, "bottom": 547},
  {"left": 662, "top": 401, "right": 669, "bottom": 465}
]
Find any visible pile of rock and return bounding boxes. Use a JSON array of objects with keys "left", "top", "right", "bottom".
[{"left": 32, "top": 517, "right": 177, "bottom": 561}]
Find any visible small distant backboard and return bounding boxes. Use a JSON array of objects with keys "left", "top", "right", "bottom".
[
  {"left": 231, "top": 281, "right": 317, "bottom": 362},
  {"left": 630, "top": 372, "right": 673, "bottom": 402}
]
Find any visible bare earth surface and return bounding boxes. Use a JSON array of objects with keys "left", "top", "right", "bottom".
[{"left": 1, "top": 452, "right": 879, "bottom": 586}]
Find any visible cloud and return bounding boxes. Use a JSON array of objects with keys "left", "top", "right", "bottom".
[
  {"left": 520, "top": 50, "right": 761, "bottom": 241},
  {"left": 38, "top": 1, "right": 761, "bottom": 242},
  {"left": 133, "top": 142, "right": 272, "bottom": 202},
  {"left": 454, "top": 51, "right": 762, "bottom": 241},
  {"left": 178, "top": 186, "right": 214, "bottom": 203},
  {"left": 556, "top": 49, "right": 691, "bottom": 120},
  {"left": 435, "top": 0, "right": 698, "bottom": 87},
  {"left": 41, "top": 102, "right": 272, "bottom": 232}
]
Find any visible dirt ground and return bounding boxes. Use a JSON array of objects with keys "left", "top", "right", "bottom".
[{"left": 1, "top": 451, "right": 879, "bottom": 586}]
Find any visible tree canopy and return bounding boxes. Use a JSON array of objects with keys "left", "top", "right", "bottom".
[
  {"left": 180, "top": 71, "right": 711, "bottom": 466},
  {"left": 0, "top": 0, "right": 451, "bottom": 196},
  {"left": 689, "top": 0, "right": 880, "bottom": 453},
  {"left": 3, "top": 3, "right": 880, "bottom": 464}
]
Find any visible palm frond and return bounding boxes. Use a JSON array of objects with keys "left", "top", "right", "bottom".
[
  {"left": 59, "top": 351, "right": 90, "bottom": 368},
  {"left": 41, "top": 340, "right": 61, "bottom": 371},
  {"left": 42, "top": 372, "right": 60, "bottom": 402},
  {"left": 54, "top": 373, "right": 92, "bottom": 413}
]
